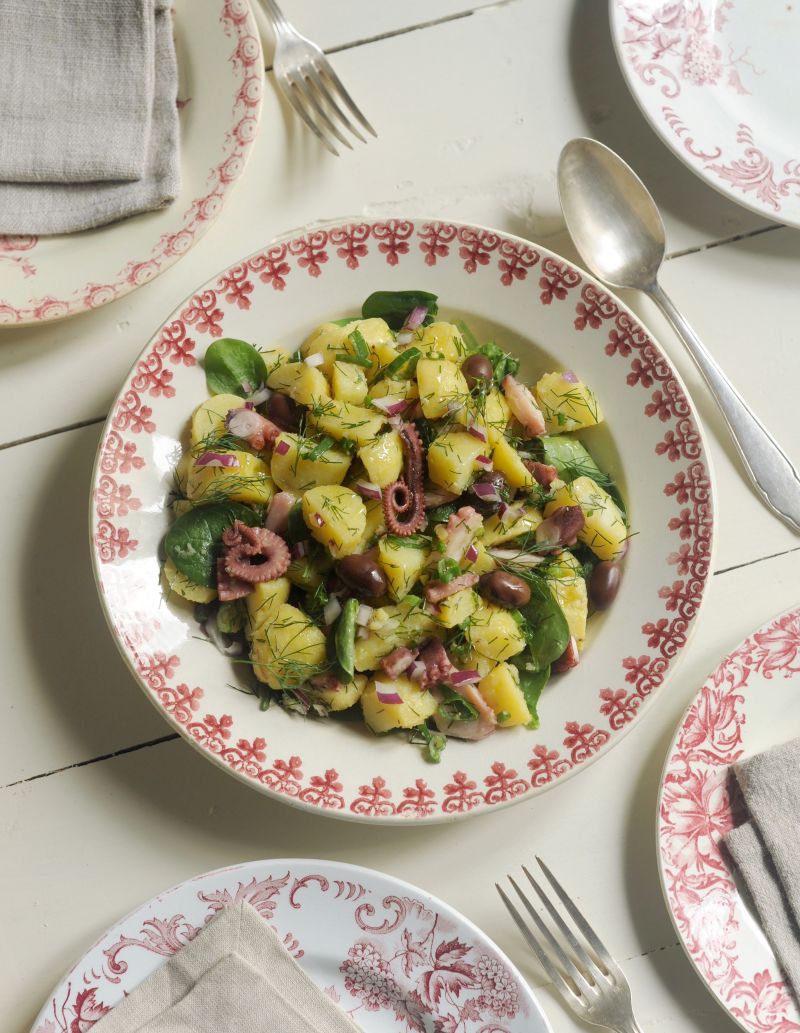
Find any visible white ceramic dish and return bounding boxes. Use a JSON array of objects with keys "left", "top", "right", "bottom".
[
  {"left": 29, "top": 858, "right": 550, "bottom": 1033},
  {"left": 610, "top": 0, "right": 800, "bottom": 227},
  {"left": 0, "top": 0, "right": 262, "bottom": 326},
  {"left": 658, "top": 606, "right": 800, "bottom": 1033},
  {"left": 90, "top": 216, "right": 714, "bottom": 823}
]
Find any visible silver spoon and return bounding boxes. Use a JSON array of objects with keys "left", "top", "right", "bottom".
[{"left": 557, "top": 136, "right": 800, "bottom": 535}]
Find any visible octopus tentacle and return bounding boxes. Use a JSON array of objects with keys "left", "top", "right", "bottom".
[
  {"left": 382, "top": 422, "right": 426, "bottom": 536},
  {"left": 220, "top": 520, "right": 291, "bottom": 584}
]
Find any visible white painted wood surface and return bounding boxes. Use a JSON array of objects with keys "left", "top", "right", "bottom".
[{"left": 2, "top": 2, "right": 798, "bottom": 1030}]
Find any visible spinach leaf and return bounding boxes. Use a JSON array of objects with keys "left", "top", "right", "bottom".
[
  {"left": 425, "top": 501, "right": 459, "bottom": 526},
  {"left": 513, "top": 663, "right": 550, "bottom": 729},
  {"left": 438, "top": 687, "right": 479, "bottom": 722},
  {"left": 286, "top": 501, "right": 310, "bottom": 544},
  {"left": 203, "top": 338, "right": 268, "bottom": 397},
  {"left": 164, "top": 501, "right": 260, "bottom": 586},
  {"left": 478, "top": 341, "right": 520, "bottom": 381},
  {"left": 361, "top": 290, "right": 439, "bottom": 331},
  {"left": 512, "top": 576, "right": 570, "bottom": 671},
  {"left": 539, "top": 435, "right": 626, "bottom": 516}
]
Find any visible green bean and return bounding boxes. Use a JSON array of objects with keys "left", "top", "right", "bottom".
[{"left": 335, "top": 597, "right": 359, "bottom": 679}]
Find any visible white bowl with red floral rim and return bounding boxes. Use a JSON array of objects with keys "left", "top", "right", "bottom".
[
  {"left": 658, "top": 606, "right": 800, "bottom": 1033},
  {"left": 90, "top": 217, "right": 715, "bottom": 824},
  {"left": 29, "top": 858, "right": 552, "bottom": 1033}
]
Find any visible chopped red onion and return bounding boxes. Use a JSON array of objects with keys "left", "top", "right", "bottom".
[
  {"left": 370, "top": 396, "right": 408, "bottom": 416},
  {"left": 467, "top": 422, "right": 489, "bottom": 443},
  {"left": 388, "top": 414, "right": 406, "bottom": 432},
  {"left": 249, "top": 384, "right": 271, "bottom": 405},
  {"left": 356, "top": 604, "right": 374, "bottom": 627},
  {"left": 241, "top": 380, "right": 253, "bottom": 395},
  {"left": 312, "top": 512, "right": 324, "bottom": 528},
  {"left": 355, "top": 479, "right": 383, "bottom": 501},
  {"left": 450, "top": 669, "right": 481, "bottom": 685},
  {"left": 396, "top": 330, "right": 413, "bottom": 346},
  {"left": 497, "top": 502, "right": 509, "bottom": 519},
  {"left": 324, "top": 597, "right": 342, "bottom": 625},
  {"left": 404, "top": 305, "right": 428, "bottom": 330},
  {"left": 290, "top": 541, "right": 308, "bottom": 560},
  {"left": 472, "top": 481, "right": 500, "bottom": 501},
  {"left": 465, "top": 543, "right": 479, "bottom": 563},
  {"left": 475, "top": 455, "right": 493, "bottom": 469},
  {"left": 195, "top": 451, "right": 240, "bottom": 468},
  {"left": 274, "top": 439, "right": 291, "bottom": 456},
  {"left": 562, "top": 370, "right": 579, "bottom": 383},
  {"left": 407, "top": 659, "right": 426, "bottom": 682},
  {"left": 225, "top": 407, "right": 264, "bottom": 439},
  {"left": 304, "top": 353, "right": 325, "bottom": 368},
  {"left": 244, "top": 401, "right": 255, "bottom": 410},
  {"left": 375, "top": 684, "right": 404, "bottom": 705},
  {"left": 488, "top": 548, "right": 544, "bottom": 567}
]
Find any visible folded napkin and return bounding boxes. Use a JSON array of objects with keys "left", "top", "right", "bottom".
[
  {"left": 93, "top": 900, "right": 359, "bottom": 1032},
  {"left": 726, "top": 736, "right": 800, "bottom": 996},
  {"left": 0, "top": 0, "right": 180, "bottom": 234}
]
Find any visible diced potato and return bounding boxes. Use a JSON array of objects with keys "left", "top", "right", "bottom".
[
  {"left": 302, "top": 485, "right": 366, "bottom": 558},
  {"left": 478, "top": 663, "right": 531, "bottom": 727},
  {"left": 467, "top": 603, "right": 527, "bottom": 662},
  {"left": 260, "top": 348, "right": 291, "bottom": 378},
  {"left": 361, "top": 676, "right": 439, "bottom": 733},
  {"left": 546, "top": 551, "right": 588, "bottom": 646},
  {"left": 455, "top": 388, "right": 510, "bottom": 445},
  {"left": 251, "top": 603, "right": 327, "bottom": 689},
  {"left": 416, "top": 322, "right": 467, "bottom": 362},
  {"left": 310, "top": 674, "right": 366, "bottom": 711},
  {"left": 545, "top": 476, "right": 626, "bottom": 561},
  {"left": 161, "top": 557, "right": 216, "bottom": 603},
  {"left": 416, "top": 358, "right": 470, "bottom": 419},
  {"left": 332, "top": 360, "right": 368, "bottom": 405},
  {"left": 368, "top": 378, "right": 419, "bottom": 403},
  {"left": 371, "top": 340, "right": 401, "bottom": 374},
  {"left": 308, "top": 399, "right": 385, "bottom": 447},
  {"left": 301, "top": 318, "right": 394, "bottom": 375},
  {"left": 378, "top": 537, "right": 430, "bottom": 601},
  {"left": 186, "top": 451, "right": 274, "bottom": 506},
  {"left": 427, "top": 430, "right": 486, "bottom": 494},
  {"left": 358, "top": 499, "right": 386, "bottom": 551},
  {"left": 359, "top": 432, "right": 403, "bottom": 488},
  {"left": 190, "top": 393, "right": 244, "bottom": 447},
  {"left": 482, "top": 505, "right": 543, "bottom": 548},
  {"left": 492, "top": 437, "right": 534, "bottom": 490},
  {"left": 266, "top": 361, "right": 330, "bottom": 407},
  {"left": 286, "top": 557, "right": 324, "bottom": 591},
  {"left": 430, "top": 587, "right": 479, "bottom": 629},
  {"left": 470, "top": 540, "right": 496, "bottom": 576},
  {"left": 270, "top": 433, "right": 352, "bottom": 492},
  {"left": 245, "top": 577, "right": 291, "bottom": 638},
  {"left": 354, "top": 600, "right": 438, "bottom": 671},
  {"left": 535, "top": 372, "right": 603, "bottom": 432},
  {"left": 462, "top": 648, "right": 499, "bottom": 679}
]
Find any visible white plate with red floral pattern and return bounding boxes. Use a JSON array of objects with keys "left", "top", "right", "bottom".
[
  {"left": 29, "top": 858, "right": 550, "bottom": 1033},
  {"left": 90, "top": 216, "right": 714, "bottom": 824},
  {"left": 610, "top": 0, "right": 800, "bottom": 228},
  {"left": 0, "top": 0, "right": 261, "bottom": 327},
  {"left": 658, "top": 606, "right": 800, "bottom": 1033}
]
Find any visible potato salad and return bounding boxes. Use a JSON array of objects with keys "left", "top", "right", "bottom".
[{"left": 162, "top": 290, "right": 628, "bottom": 761}]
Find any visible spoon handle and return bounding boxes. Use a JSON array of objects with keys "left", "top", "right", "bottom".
[{"left": 650, "top": 283, "right": 800, "bottom": 534}]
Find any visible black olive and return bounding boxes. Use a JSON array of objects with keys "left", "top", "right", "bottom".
[
  {"left": 461, "top": 353, "right": 494, "bottom": 390},
  {"left": 337, "top": 555, "right": 388, "bottom": 599},
  {"left": 478, "top": 570, "right": 531, "bottom": 608},
  {"left": 588, "top": 561, "right": 621, "bottom": 610}
]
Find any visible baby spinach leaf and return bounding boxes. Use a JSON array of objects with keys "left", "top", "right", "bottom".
[
  {"left": 438, "top": 687, "right": 479, "bottom": 722},
  {"left": 165, "top": 501, "right": 260, "bottom": 586},
  {"left": 203, "top": 338, "right": 268, "bottom": 397},
  {"left": 513, "top": 664, "right": 550, "bottom": 729},
  {"left": 361, "top": 290, "right": 439, "bottom": 331},
  {"left": 512, "top": 576, "right": 570, "bottom": 671},
  {"left": 478, "top": 341, "right": 520, "bottom": 381},
  {"left": 539, "top": 435, "right": 626, "bottom": 516}
]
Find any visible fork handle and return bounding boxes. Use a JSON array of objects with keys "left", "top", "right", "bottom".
[{"left": 258, "top": 0, "right": 290, "bottom": 32}]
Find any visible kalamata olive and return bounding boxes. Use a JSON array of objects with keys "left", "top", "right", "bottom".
[
  {"left": 461, "top": 353, "right": 494, "bottom": 390},
  {"left": 266, "top": 392, "right": 302, "bottom": 431},
  {"left": 589, "top": 561, "right": 620, "bottom": 610},
  {"left": 478, "top": 570, "right": 531, "bottom": 608},
  {"left": 338, "top": 555, "right": 388, "bottom": 599}
]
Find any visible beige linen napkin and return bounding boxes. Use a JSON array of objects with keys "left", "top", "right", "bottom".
[
  {"left": 94, "top": 900, "right": 359, "bottom": 1032},
  {"left": 725, "top": 736, "right": 800, "bottom": 997}
]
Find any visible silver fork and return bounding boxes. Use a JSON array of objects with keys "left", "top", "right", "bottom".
[
  {"left": 257, "top": 0, "right": 376, "bottom": 155},
  {"left": 497, "top": 858, "right": 643, "bottom": 1033}
]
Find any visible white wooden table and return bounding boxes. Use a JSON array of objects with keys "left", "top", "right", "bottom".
[{"left": 4, "top": 2, "right": 800, "bottom": 1030}]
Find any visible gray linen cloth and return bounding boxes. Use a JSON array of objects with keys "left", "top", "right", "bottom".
[
  {"left": 0, "top": 0, "right": 180, "bottom": 234},
  {"left": 93, "top": 900, "right": 359, "bottom": 1033},
  {"left": 726, "top": 737, "right": 800, "bottom": 996}
]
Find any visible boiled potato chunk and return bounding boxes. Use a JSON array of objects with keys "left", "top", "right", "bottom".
[
  {"left": 416, "top": 358, "right": 469, "bottom": 419},
  {"left": 359, "top": 432, "right": 403, "bottom": 488},
  {"left": 332, "top": 360, "right": 368, "bottom": 405},
  {"left": 546, "top": 551, "right": 588, "bottom": 646},
  {"left": 378, "top": 537, "right": 429, "bottom": 601},
  {"left": 162, "top": 557, "right": 216, "bottom": 603},
  {"left": 416, "top": 322, "right": 467, "bottom": 362},
  {"left": 286, "top": 557, "right": 324, "bottom": 591},
  {"left": 478, "top": 663, "right": 531, "bottom": 727},
  {"left": 361, "top": 676, "right": 438, "bottom": 733},
  {"left": 266, "top": 361, "right": 330, "bottom": 406},
  {"left": 535, "top": 372, "right": 603, "bottom": 432},
  {"left": 368, "top": 378, "right": 419, "bottom": 403},
  {"left": 358, "top": 498, "right": 386, "bottom": 551},
  {"left": 467, "top": 603, "right": 526, "bottom": 662},
  {"left": 190, "top": 393, "right": 244, "bottom": 447},
  {"left": 301, "top": 318, "right": 394, "bottom": 375},
  {"left": 469, "top": 541, "right": 497, "bottom": 576},
  {"left": 545, "top": 476, "right": 626, "bottom": 561},
  {"left": 308, "top": 400, "right": 385, "bottom": 447},
  {"left": 310, "top": 674, "right": 366, "bottom": 711},
  {"left": 186, "top": 451, "right": 274, "bottom": 505},
  {"left": 261, "top": 348, "right": 291, "bottom": 378},
  {"left": 430, "top": 587, "right": 479, "bottom": 629},
  {"left": 245, "top": 577, "right": 291, "bottom": 638},
  {"left": 270, "top": 433, "right": 351, "bottom": 492},
  {"left": 462, "top": 648, "right": 499, "bottom": 679},
  {"left": 427, "top": 430, "right": 486, "bottom": 494},
  {"left": 302, "top": 485, "right": 366, "bottom": 558},
  {"left": 455, "top": 388, "right": 510, "bottom": 444},
  {"left": 482, "top": 505, "right": 543, "bottom": 548},
  {"left": 251, "top": 603, "right": 326, "bottom": 689},
  {"left": 354, "top": 601, "right": 438, "bottom": 671},
  {"left": 491, "top": 437, "right": 534, "bottom": 490}
]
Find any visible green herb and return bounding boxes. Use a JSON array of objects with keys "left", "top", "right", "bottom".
[
  {"left": 339, "top": 437, "right": 357, "bottom": 455},
  {"left": 334, "top": 597, "right": 359, "bottom": 680},
  {"left": 331, "top": 316, "right": 358, "bottom": 326},
  {"left": 164, "top": 501, "right": 260, "bottom": 586},
  {"left": 334, "top": 353, "right": 372, "bottom": 368},
  {"left": 286, "top": 501, "right": 309, "bottom": 544},
  {"left": 305, "top": 581, "right": 330, "bottom": 621},
  {"left": 447, "top": 619, "right": 473, "bottom": 665},
  {"left": 217, "top": 600, "right": 245, "bottom": 634},
  {"left": 512, "top": 663, "right": 550, "bottom": 728},
  {"left": 383, "top": 533, "right": 431, "bottom": 550},
  {"left": 203, "top": 338, "right": 268, "bottom": 398},
  {"left": 402, "top": 594, "right": 424, "bottom": 609},
  {"left": 259, "top": 693, "right": 272, "bottom": 711},
  {"left": 438, "top": 686, "right": 479, "bottom": 722},
  {"left": 426, "top": 502, "right": 459, "bottom": 526},
  {"left": 437, "top": 557, "right": 461, "bottom": 583},
  {"left": 478, "top": 341, "right": 520, "bottom": 382},
  {"left": 349, "top": 328, "right": 371, "bottom": 360},
  {"left": 414, "top": 417, "right": 439, "bottom": 449},
  {"left": 361, "top": 290, "right": 439, "bottom": 331},
  {"left": 410, "top": 723, "right": 447, "bottom": 763},
  {"left": 453, "top": 318, "right": 481, "bottom": 354},
  {"left": 300, "top": 434, "right": 336, "bottom": 462},
  {"left": 497, "top": 710, "right": 511, "bottom": 724},
  {"left": 374, "top": 346, "right": 421, "bottom": 383}
]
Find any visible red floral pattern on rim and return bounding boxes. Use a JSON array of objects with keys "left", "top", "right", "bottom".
[
  {"left": 90, "top": 218, "right": 714, "bottom": 822},
  {"left": 659, "top": 609, "right": 800, "bottom": 1033}
]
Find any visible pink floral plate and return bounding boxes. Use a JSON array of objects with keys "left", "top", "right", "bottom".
[
  {"left": 610, "top": 1, "right": 800, "bottom": 228},
  {"left": 0, "top": 0, "right": 262, "bottom": 326},
  {"left": 90, "top": 216, "right": 715, "bottom": 824},
  {"left": 658, "top": 606, "right": 800, "bottom": 1033},
  {"left": 29, "top": 858, "right": 550, "bottom": 1033}
]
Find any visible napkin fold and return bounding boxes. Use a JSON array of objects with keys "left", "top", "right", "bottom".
[
  {"left": 0, "top": 0, "right": 180, "bottom": 234},
  {"left": 93, "top": 900, "right": 359, "bottom": 1033},
  {"left": 725, "top": 736, "right": 800, "bottom": 996}
]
